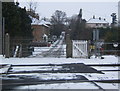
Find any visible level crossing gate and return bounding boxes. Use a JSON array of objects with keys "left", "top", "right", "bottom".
[{"left": 72, "top": 40, "right": 88, "bottom": 58}]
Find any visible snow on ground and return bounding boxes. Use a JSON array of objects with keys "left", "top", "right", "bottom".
[
  {"left": 13, "top": 82, "right": 118, "bottom": 89},
  {"left": 32, "top": 47, "right": 50, "bottom": 56},
  {"left": 80, "top": 72, "right": 118, "bottom": 81},
  {"left": 31, "top": 40, "right": 66, "bottom": 57},
  {"left": 13, "top": 82, "right": 99, "bottom": 89},
  {"left": 32, "top": 40, "right": 62, "bottom": 56},
  {"left": 0, "top": 55, "right": 119, "bottom": 90},
  {"left": 0, "top": 55, "right": 118, "bottom": 65},
  {"left": 95, "top": 83, "right": 118, "bottom": 89},
  {"left": 91, "top": 66, "right": 119, "bottom": 71},
  {"left": 10, "top": 66, "right": 62, "bottom": 72},
  {"left": 7, "top": 73, "right": 82, "bottom": 80}
]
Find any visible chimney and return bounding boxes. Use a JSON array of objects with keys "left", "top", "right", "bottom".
[
  {"left": 93, "top": 15, "right": 95, "bottom": 19},
  {"left": 99, "top": 17, "right": 101, "bottom": 20}
]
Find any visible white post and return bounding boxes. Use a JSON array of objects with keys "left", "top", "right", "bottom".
[{"left": 13, "top": 45, "right": 19, "bottom": 57}]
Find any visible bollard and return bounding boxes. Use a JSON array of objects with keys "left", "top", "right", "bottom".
[
  {"left": 87, "top": 41, "right": 91, "bottom": 59},
  {"left": 5, "top": 33, "right": 10, "bottom": 58}
]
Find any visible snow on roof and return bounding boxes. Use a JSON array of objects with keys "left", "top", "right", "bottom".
[
  {"left": 87, "top": 18, "right": 109, "bottom": 24},
  {"left": 31, "top": 19, "right": 51, "bottom": 28},
  {"left": 30, "top": 16, "right": 40, "bottom": 25},
  {"left": 41, "top": 24, "right": 50, "bottom": 28},
  {"left": 43, "top": 34, "right": 48, "bottom": 37},
  {"left": 39, "top": 20, "right": 51, "bottom": 25}
]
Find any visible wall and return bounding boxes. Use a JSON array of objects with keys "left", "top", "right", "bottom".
[
  {"left": 86, "top": 23, "right": 109, "bottom": 28},
  {"left": 32, "top": 25, "right": 49, "bottom": 42}
]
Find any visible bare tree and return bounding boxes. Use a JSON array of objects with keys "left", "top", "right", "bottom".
[
  {"left": 68, "top": 9, "right": 88, "bottom": 40},
  {"left": 50, "top": 10, "right": 67, "bottom": 37},
  {"left": 27, "top": 0, "right": 39, "bottom": 20},
  {"left": 51, "top": 10, "right": 66, "bottom": 25},
  {"left": 28, "top": 0, "right": 37, "bottom": 12}
]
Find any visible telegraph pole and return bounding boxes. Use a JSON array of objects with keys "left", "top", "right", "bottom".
[
  {"left": 0, "top": 1, "right": 2, "bottom": 91},
  {"left": 0, "top": 1, "right": 2, "bottom": 55}
]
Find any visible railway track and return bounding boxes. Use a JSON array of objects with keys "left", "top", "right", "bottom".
[
  {"left": 1, "top": 62, "right": 119, "bottom": 90},
  {"left": 1, "top": 63, "right": 119, "bottom": 67}
]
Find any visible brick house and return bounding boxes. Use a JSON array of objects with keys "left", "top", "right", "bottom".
[{"left": 32, "top": 20, "right": 51, "bottom": 42}]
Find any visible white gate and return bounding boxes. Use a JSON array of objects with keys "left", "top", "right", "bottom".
[{"left": 72, "top": 40, "right": 88, "bottom": 58}]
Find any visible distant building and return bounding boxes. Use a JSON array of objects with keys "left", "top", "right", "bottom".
[
  {"left": 86, "top": 16, "right": 109, "bottom": 28},
  {"left": 32, "top": 20, "right": 51, "bottom": 42}
]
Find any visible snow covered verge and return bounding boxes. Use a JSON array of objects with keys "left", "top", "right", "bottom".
[{"left": 0, "top": 55, "right": 4, "bottom": 59}]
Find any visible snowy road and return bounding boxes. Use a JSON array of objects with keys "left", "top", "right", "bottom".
[{"left": 32, "top": 34, "right": 66, "bottom": 58}]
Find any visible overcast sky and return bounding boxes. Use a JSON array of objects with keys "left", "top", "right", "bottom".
[{"left": 18, "top": 0, "right": 119, "bottom": 23}]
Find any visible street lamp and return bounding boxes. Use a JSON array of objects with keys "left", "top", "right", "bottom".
[{"left": 113, "top": 43, "right": 118, "bottom": 48}]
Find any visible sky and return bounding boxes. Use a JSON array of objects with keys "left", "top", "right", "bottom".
[{"left": 18, "top": 0, "right": 119, "bottom": 23}]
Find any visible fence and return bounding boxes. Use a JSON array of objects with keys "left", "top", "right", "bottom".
[
  {"left": 9, "top": 37, "right": 66, "bottom": 58},
  {"left": 10, "top": 38, "right": 33, "bottom": 57}
]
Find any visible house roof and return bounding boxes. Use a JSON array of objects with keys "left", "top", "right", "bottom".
[
  {"left": 87, "top": 18, "right": 109, "bottom": 24},
  {"left": 31, "top": 19, "right": 51, "bottom": 28},
  {"left": 39, "top": 20, "right": 51, "bottom": 25}
]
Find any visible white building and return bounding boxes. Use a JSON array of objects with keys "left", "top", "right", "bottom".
[{"left": 86, "top": 16, "right": 109, "bottom": 28}]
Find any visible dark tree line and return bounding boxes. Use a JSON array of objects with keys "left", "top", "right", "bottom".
[
  {"left": 68, "top": 9, "right": 92, "bottom": 40},
  {"left": 2, "top": 2, "right": 33, "bottom": 57},
  {"left": 49, "top": 9, "right": 119, "bottom": 46},
  {"left": 2, "top": 2, "right": 32, "bottom": 38},
  {"left": 99, "top": 27, "right": 119, "bottom": 42},
  {"left": 50, "top": 9, "right": 92, "bottom": 40}
]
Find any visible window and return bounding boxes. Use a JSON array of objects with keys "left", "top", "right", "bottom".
[{"left": 103, "top": 24, "right": 106, "bottom": 26}]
